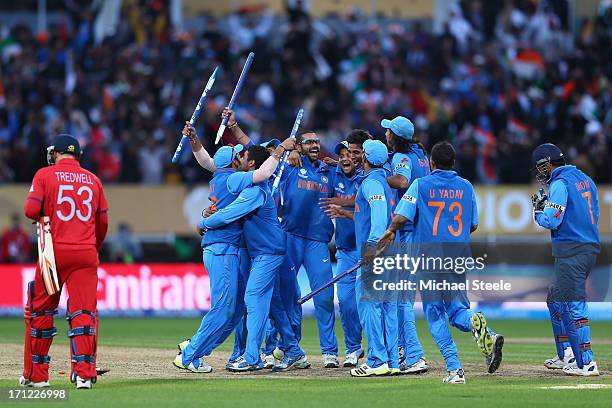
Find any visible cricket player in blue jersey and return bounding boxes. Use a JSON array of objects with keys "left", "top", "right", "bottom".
[
  {"left": 531, "top": 143, "right": 600, "bottom": 376},
  {"left": 319, "top": 141, "right": 365, "bottom": 367},
  {"left": 220, "top": 108, "right": 299, "bottom": 368},
  {"left": 350, "top": 139, "right": 399, "bottom": 377},
  {"left": 381, "top": 116, "right": 429, "bottom": 374},
  {"left": 379, "top": 142, "right": 504, "bottom": 383},
  {"left": 203, "top": 145, "right": 309, "bottom": 372},
  {"left": 259, "top": 138, "right": 281, "bottom": 366},
  {"left": 174, "top": 125, "right": 298, "bottom": 372},
  {"left": 278, "top": 130, "right": 339, "bottom": 367}
]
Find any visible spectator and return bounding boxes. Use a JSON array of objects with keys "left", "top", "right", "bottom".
[
  {"left": 0, "top": 1, "right": 609, "bottom": 185},
  {"left": 107, "top": 222, "right": 143, "bottom": 263},
  {"left": 0, "top": 213, "right": 32, "bottom": 263}
]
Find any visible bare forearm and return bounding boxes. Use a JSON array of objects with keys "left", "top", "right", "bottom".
[
  {"left": 193, "top": 147, "right": 216, "bottom": 172},
  {"left": 388, "top": 214, "right": 408, "bottom": 233},
  {"left": 230, "top": 124, "right": 251, "bottom": 146}
]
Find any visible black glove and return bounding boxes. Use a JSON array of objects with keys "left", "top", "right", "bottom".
[{"left": 531, "top": 188, "right": 547, "bottom": 212}]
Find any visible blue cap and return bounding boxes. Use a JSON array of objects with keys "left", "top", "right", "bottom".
[
  {"left": 334, "top": 141, "right": 349, "bottom": 155},
  {"left": 260, "top": 139, "right": 280, "bottom": 149},
  {"left": 363, "top": 139, "right": 388, "bottom": 166},
  {"left": 381, "top": 116, "right": 415, "bottom": 140},
  {"left": 532, "top": 143, "right": 564, "bottom": 168},
  {"left": 51, "top": 134, "right": 81, "bottom": 155},
  {"left": 214, "top": 144, "right": 244, "bottom": 168}
]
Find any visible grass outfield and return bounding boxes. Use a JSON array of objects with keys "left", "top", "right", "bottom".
[{"left": 1, "top": 317, "right": 611, "bottom": 407}]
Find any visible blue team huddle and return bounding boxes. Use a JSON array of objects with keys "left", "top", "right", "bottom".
[{"left": 172, "top": 109, "right": 601, "bottom": 383}]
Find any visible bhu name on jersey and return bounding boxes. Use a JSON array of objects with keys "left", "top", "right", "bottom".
[
  {"left": 429, "top": 188, "right": 464, "bottom": 199},
  {"left": 55, "top": 171, "right": 94, "bottom": 185}
]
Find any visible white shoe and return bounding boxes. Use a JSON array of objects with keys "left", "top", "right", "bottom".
[
  {"left": 263, "top": 354, "right": 275, "bottom": 369},
  {"left": 173, "top": 354, "right": 213, "bottom": 373},
  {"left": 19, "top": 376, "right": 49, "bottom": 388},
  {"left": 343, "top": 349, "right": 364, "bottom": 367},
  {"left": 322, "top": 354, "right": 339, "bottom": 368},
  {"left": 400, "top": 357, "right": 428, "bottom": 374},
  {"left": 486, "top": 334, "right": 504, "bottom": 374},
  {"left": 544, "top": 347, "right": 575, "bottom": 369},
  {"left": 563, "top": 361, "right": 600, "bottom": 376},
  {"left": 76, "top": 376, "right": 92, "bottom": 389},
  {"left": 443, "top": 369, "right": 466, "bottom": 384},
  {"left": 177, "top": 339, "right": 190, "bottom": 353},
  {"left": 351, "top": 363, "right": 391, "bottom": 377}
]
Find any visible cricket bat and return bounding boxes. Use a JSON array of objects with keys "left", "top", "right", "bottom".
[{"left": 37, "top": 216, "right": 60, "bottom": 296}]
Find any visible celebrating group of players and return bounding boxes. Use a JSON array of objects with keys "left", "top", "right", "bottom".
[
  {"left": 171, "top": 108, "right": 506, "bottom": 383},
  {"left": 18, "top": 106, "right": 601, "bottom": 389}
]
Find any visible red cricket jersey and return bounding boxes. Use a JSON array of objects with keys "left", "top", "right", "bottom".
[{"left": 24, "top": 158, "right": 108, "bottom": 248}]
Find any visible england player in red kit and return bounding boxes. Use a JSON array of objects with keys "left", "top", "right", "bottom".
[{"left": 20, "top": 134, "right": 108, "bottom": 389}]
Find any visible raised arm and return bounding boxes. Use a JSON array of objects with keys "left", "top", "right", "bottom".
[
  {"left": 252, "top": 138, "right": 296, "bottom": 184},
  {"left": 184, "top": 122, "right": 216, "bottom": 172},
  {"left": 221, "top": 107, "right": 252, "bottom": 147}
]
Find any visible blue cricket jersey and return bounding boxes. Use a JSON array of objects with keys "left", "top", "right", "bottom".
[
  {"left": 389, "top": 145, "right": 430, "bottom": 200},
  {"left": 331, "top": 166, "right": 363, "bottom": 250},
  {"left": 199, "top": 168, "right": 243, "bottom": 247},
  {"left": 395, "top": 169, "right": 477, "bottom": 243},
  {"left": 389, "top": 145, "right": 430, "bottom": 237},
  {"left": 203, "top": 172, "right": 286, "bottom": 257},
  {"left": 535, "top": 165, "right": 600, "bottom": 257},
  {"left": 354, "top": 168, "right": 393, "bottom": 250},
  {"left": 279, "top": 156, "right": 334, "bottom": 242}
]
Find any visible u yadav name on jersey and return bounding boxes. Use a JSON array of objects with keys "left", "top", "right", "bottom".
[{"left": 429, "top": 188, "right": 464, "bottom": 199}]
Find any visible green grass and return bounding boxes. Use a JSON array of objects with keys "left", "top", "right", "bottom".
[{"left": 1, "top": 317, "right": 612, "bottom": 407}]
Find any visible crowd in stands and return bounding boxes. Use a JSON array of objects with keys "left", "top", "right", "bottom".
[{"left": 0, "top": 0, "right": 610, "bottom": 185}]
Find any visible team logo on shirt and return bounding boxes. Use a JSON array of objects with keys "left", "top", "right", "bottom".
[
  {"left": 321, "top": 176, "right": 329, "bottom": 184},
  {"left": 402, "top": 194, "right": 417, "bottom": 204},
  {"left": 299, "top": 168, "right": 308, "bottom": 179},
  {"left": 337, "top": 182, "right": 344, "bottom": 192},
  {"left": 368, "top": 195, "right": 385, "bottom": 203}
]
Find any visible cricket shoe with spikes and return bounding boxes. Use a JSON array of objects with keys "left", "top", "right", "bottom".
[
  {"left": 544, "top": 347, "right": 575, "bottom": 370},
  {"left": 19, "top": 376, "right": 49, "bottom": 388},
  {"left": 262, "top": 354, "right": 275, "bottom": 369},
  {"left": 76, "top": 376, "right": 93, "bottom": 390},
  {"left": 226, "top": 356, "right": 263, "bottom": 372},
  {"left": 443, "top": 369, "right": 466, "bottom": 384},
  {"left": 563, "top": 361, "right": 600, "bottom": 377},
  {"left": 272, "top": 355, "right": 310, "bottom": 372},
  {"left": 343, "top": 348, "right": 365, "bottom": 367},
  {"left": 351, "top": 363, "right": 391, "bottom": 377},
  {"left": 322, "top": 354, "right": 339, "bottom": 368},
  {"left": 486, "top": 334, "right": 504, "bottom": 373},
  {"left": 399, "top": 357, "right": 428, "bottom": 375},
  {"left": 471, "top": 312, "right": 493, "bottom": 357},
  {"left": 173, "top": 354, "right": 213, "bottom": 373}
]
